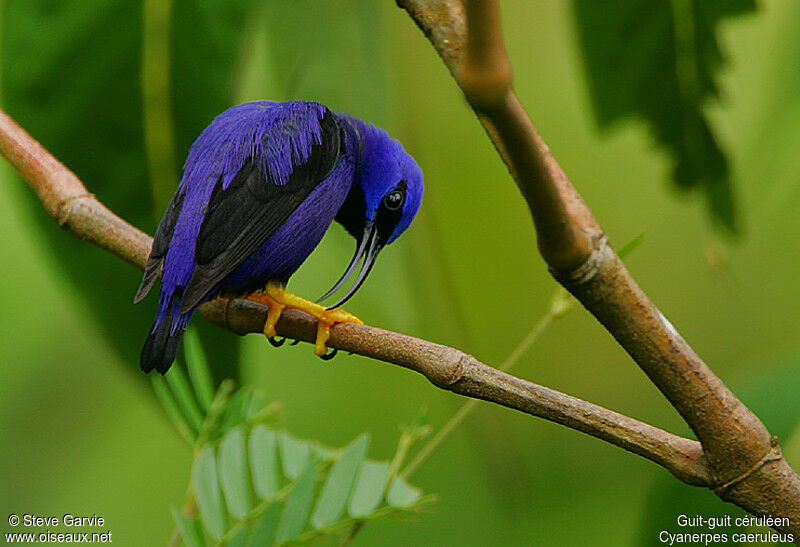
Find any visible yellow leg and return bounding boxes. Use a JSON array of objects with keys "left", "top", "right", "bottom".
[{"left": 244, "top": 281, "right": 363, "bottom": 356}]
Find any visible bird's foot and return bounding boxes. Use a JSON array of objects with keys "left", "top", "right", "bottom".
[{"left": 245, "top": 281, "right": 363, "bottom": 357}]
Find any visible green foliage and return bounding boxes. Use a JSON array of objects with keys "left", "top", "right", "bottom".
[
  {"left": 155, "top": 327, "right": 432, "bottom": 546},
  {"left": 0, "top": 0, "right": 245, "bottom": 376},
  {"left": 573, "top": 0, "right": 755, "bottom": 232},
  {"left": 3, "top": 3, "right": 799, "bottom": 545},
  {"left": 0, "top": 0, "right": 390, "bottom": 382},
  {"left": 245, "top": 0, "right": 387, "bottom": 123},
  {"left": 182, "top": 426, "right": 431, "bottom": 546}
]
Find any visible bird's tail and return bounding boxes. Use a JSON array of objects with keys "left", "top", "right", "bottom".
[{"left": 141, "top": 293, "right": 192, "bottom": 375}]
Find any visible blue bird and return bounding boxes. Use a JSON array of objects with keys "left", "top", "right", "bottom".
[{"left": 134, "top": 101, "right": 424, "bottom": 374}]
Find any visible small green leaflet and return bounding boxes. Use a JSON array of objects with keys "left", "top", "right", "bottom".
[{"left": 179, "top": 426, "right": 432, "bottom": 546}]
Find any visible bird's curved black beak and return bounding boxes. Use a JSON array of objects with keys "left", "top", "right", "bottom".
[{"left": 317, "top": 221, "right": 383, "bottom": 309}]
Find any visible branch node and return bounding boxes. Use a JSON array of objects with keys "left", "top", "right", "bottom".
[
  {"left": 714, "top": 437, "right": 783, "bottom": 497},
  {"left": 56, "top": 192, "right": 93, "bottom": 227},
  {"left": 551, "top": 234, "right": 608, "bottom": 285},
  {"left": 458, "top": 64, "right": 512, "bottom": 113},
  {"left": 425, "top": 350, "right": 471, "bottom": 389},
  {"left": 447, "top": 352, "right": 471, "bottom": 386},
  {"left": 223, "top": 297, "right": 234, "bottom": 333}
]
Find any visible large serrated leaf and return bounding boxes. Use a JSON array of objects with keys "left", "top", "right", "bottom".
[
  {"left": 192, "top": 446, "right": 228, "bottom": 541},
  {"left": 218, "top": 426, "right": 254, "bottom": 520},
  {"left": 249, "top": 426, "right": 280, "bottom": 500},
  {"left": 275, "top": 458, "right": 319, "bottom": 544},
  {"left": 311, "top": 433, "right": 370, "bottom": 529},
  {"left": 348, "top": 460, "right": 390, "bottom": 518},
  {"left": 572, "top": 0, "right": 755, "bottom": 232}
]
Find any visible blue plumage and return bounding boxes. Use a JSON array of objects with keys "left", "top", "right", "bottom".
[{"left": 135, "top": 101, "right": 423, "bottom": 374}]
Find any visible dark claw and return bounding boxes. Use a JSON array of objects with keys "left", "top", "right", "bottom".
[
  {"left": 289, "top": 339, "right": 300, "bottom": 346},
  {"left": 319, "top": 347, "right": 338, "bottom": 361},
  {"left": 268, "top": 336, "right": 285, "bottom": 347}
]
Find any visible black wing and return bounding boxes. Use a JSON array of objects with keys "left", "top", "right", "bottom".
[
  {"left": 179, "top": 109, "right": 342, "bottom": 312},
  {"left": 134, "top": 186, "right": 186, "bottom": 303}
]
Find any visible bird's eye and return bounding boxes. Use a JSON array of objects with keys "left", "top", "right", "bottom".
[{"left": 382, "top": 190, "right": 405, "bottom": 211}]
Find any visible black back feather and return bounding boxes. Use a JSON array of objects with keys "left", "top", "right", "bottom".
[
  {"left": 134, "top": 187, "right": 186, "bottom": 303},
  {"left": 140, "top": 302, "right": 182, "bottom": 374},
  {"left": 179, "top": 109, "right": 342, "bottom": 312}
]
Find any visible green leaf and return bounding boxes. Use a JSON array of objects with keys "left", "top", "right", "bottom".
[
  {"left": 246, "top": 502, "right": 279, "bottom": 547},
  {"left": 196, "top": 380, "right": 236, "bottom": 447},
  {"left": 223, "top": 526, "right": 249, "bottom": 547},
  {"left": 311, "top": 433, "right": 370, "bottom": 529},
  {"left": 2, "top": 0, "right": 157, "bottom": 368},
  {"left": 203, "top": 387, "right": 258, "bottom": 444},
  {"left": 218, "top": 426, "right": 254, "bottom": 520},
  {"left": 170, "top": 1, "right": 254, "bottom": 163},
  {"left": 249, "top": 426, "right": 280, "bottom": 500},
  {"left": 152, "top": 375, "right": 194, "bottom": 445},
  {"left": 184, "top": 327, "right": 215, "bottom": 413},
  {"left": 165, "top": 364, "right": 204, "bottom": 434},
  {"left": 1, "top": 0, "right": 242, "bottom": 376},
  {"left": 171, "top": 509, "right": 206, "bottom": 547},
  {"left": 617, "top": 232, "right": 646, "bottom": 259},
  {"left": 275, "top": 458, "right": 319, "bottom": 544},
  {"left": 214, "top": 388, "right": 269, "bottom": 441},
  {"left": 387, "top": 476, "right": 423, "bottom": 508},
  {"left": 253, "top": 0, "right": 387, "bottom": 123},
  {"left": 572, "top": 0, "right": 755, "bottom": 232},
  {"left": 348, "top": 461, "right": 390, "bottom": 518},
  {"left": 279, "top": 432, "right": 311, "bottom": 480},
  {"left": 192, "top": 446, "right": 228, "bottom": 541},
  {"left": 188, "top": 422, "right": 430, "bottom": 545}
]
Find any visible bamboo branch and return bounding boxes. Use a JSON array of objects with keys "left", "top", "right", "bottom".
[
  {"left": 397, "top": 0, "right": 799, "bottom": 536},
  {"left": 0, "top": 105, "right": 712, "bottom": 487}
]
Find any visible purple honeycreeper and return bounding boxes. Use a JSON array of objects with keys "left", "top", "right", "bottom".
[{"left": 135, "top": 101, "right": 424, "bottom": 374}]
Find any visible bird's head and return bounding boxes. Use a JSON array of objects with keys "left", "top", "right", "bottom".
[{"left": 321, "top": 116, "right": 424, "bottom": 308}]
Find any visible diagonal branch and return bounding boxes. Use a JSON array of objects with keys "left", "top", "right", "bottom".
[
  {"left": 397, "top": 0, "right": 799, "bottom": 536},
  {"left": 0, "top": 109, "right": 151, "bottom": 270},
  {"left": 0, "top": 106, "right": 712, "bottom": 487}
]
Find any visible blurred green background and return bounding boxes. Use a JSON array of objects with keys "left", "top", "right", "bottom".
[{"left": 1, "top": 0, "right": 799, "bottom": 545}]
